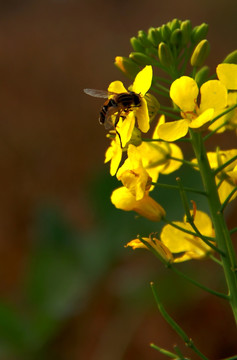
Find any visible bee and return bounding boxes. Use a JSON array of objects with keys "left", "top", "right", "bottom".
[{"left": 83, "top": 88, "right": 142, "bottom": 129}]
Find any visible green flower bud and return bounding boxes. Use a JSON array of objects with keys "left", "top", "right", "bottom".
[
  {"left": 158, "top": 42, "right": 174, "bottom": 67},
  {"left": 223, "top": 50, "right": 237, "bottom": 64},
  {"left": 161, "top": 24, "right": 171, "bottom": 42},
  {"left": 129, "top": 52, "right": 158, "bottom": 66},
  {"left": 145, "top": 93, "right": 160, "bottom": 122},
  {"left": 195, "top": 66, "right": 210, "bottom": 86},
  {"left": 180, "top": 20, "right": 192, "bottom": 44},
  {"left": 127, "top": 126, "right": 142, "bottom": 147},
  {"left": 190, "top": 39, "right": 210, "bottom": 67},
  {"left": 169, "top": 18, "right": 181, "bottom": 32},
  {"left": 147, "top": 27, "right": 162, "bottom": 46},
  {"left": 191, "top": 23, "right": 209, "bottom": 44},
  {"left": 138, "top": 30, "right": 153, "bottom": 47},
  {"left": 114, "top": 56, "right": 141, "bottom": 80},
  {"left": 170, "top": 29, "right": 182, "bottom": 46},
  {"left": 130, "top": 37, "right": 145, "bottom": 52}
]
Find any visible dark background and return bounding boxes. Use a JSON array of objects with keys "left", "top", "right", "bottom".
[{"left": 0, "top": 0, "right": 236, "bottom": 359}]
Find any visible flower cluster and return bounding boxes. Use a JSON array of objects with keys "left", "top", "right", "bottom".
[{"left": 88, "top": 19, "right": 237, "bottom": 265}]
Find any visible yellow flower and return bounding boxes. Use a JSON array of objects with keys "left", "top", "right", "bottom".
[
  {"left": 161, "top": 210, "right": 215, "bottom": 262},
  {"left": 158, "top": 76, "right": 228, "bottom": 141},
  {"left": 104, "top": 137, "right": 123, "bottom": 176},
  {"left": 126, "top": 236, "right": 174, "bottom": 262},
  {"left": 116, "top": 144, "right": 152, "bottom": 200},
  {"left": 108, "top": 65, "right": 153, "bottom": 144},
  {"left": 111, "top": 186, "right": 166, "bottom": 222},
  {"left": 205, "top": 149, "right": 237, "bottom": 204},
  {"left": 208, "top": 63, "right": 237, "bottom": 133},
  {"left": 216, "top": 63, "right": 237, "bottom": 90},
  {"left": 138, "top": 115, "right": 183, "bottom": 176}
]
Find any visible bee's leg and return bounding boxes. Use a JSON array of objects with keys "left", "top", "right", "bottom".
[
  {"left": 116, "top": 129, "right": 123, "bottom": 149},
  {"left": 113, "top": 111, "right": 123, "bottom": 148}
]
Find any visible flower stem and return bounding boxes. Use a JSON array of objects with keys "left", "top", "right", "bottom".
[
  {"left": 190, "top": 129, "right": 237, "bottom": 325},
  {"left": 150, "top": 343, "right": 178, "bottom": 358},
  {"left": 150, "top": 282, "right": 209, "bottom": 360},
  {"left": 170, "top": 265, "right": 229, "bottom": 300},
  {"left": 213, "top": 156, "right": 237, "bottom": 176},
  {"left": 151, "top": 182, "right": 206, "bottom": 196}
]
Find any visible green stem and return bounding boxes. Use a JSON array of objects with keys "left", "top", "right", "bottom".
[
  {"left": 170, "top": 265, "right": 229, "bottom": 300},
  {"left": 169, "top": 156, "right": 199, "bottom": 168},
  {"left": 150, "top": 282, "right": 209, "bottom": 360},
  {"left": 190, "top": 129, "right": 237, "bottom": 325},
  {"left": 209, "top": 254, "right": 223, "bottom": 266},
  {"left": 208, "top": 103, "right": 237, "bottom": 127},
  {"left": 213, "top": 156, "right": 237, "bottom": 176},
  {"left": 151, "top": 86, "right": 170, "bottom": 98},
  {"left": 220, "top": 186, "right": 237, "bottom": 213},
  {"left": 150, "top": 343, "right": 178, "bottom": 358},
  {"left": 163, "top": 218, "right": 217, "bottom": 243},
  {"left": 203, "top": 120, "right": 229, "bottom": 141},
  {"left": 157, "top": 109, "right": 180, "bottom": 120},
  {"left": 151, "top": 182, "right": 206, "bottom": 196},
  {"left": 230, "top": 228, "right": 237, "bottom": 235}
]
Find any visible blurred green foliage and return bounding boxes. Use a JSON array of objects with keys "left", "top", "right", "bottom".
[{"left": 0, "top": 166, "right": 222, "bottom": 359}]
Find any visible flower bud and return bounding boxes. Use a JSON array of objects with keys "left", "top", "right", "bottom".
[
  {"left": 191, "top": 39, "right": 210, "bottom": 67},
  {"left": 161, "top": 24, "right": 171, "bottom": 42},
  {"left": 129, "top": 52, "right": 158, "bottom": 66},
  {"left": 158, "top": 42, "right": 174, "bottom": 67},
  {"left": 180, "top": 20, "right": 192, "bottom": 44},
  {"left": 223, "top": 50, "right": 237, "bottom": 64},
  {"left": 138, "top": 30, "right": 153, "bottom": 47},
  {"left": 147, "top": 27, "right": 162, "bottom": 46},
  {"left": 114, "top": 56, "right": 140, "bottom": 79},
  {"left": 195, "top": 66, "right": 209, "bottom": 86},
  {"left": 145, "top": 93, "right": 160, "bottom": 122},
  {"left": 127, "top": 126, "right": 142, "bottom": 147},
  {"left": 191, "top": 23, "right": 209, "bottom": 44},
  {"left": 169, "top": 18, "right": 181, "bottom": 32},
  {"left": 170, "top": 29, "right": 182, "bottom": 46},
  {"left": 130, "top": 37, "right": 145, "bottom": 52}
]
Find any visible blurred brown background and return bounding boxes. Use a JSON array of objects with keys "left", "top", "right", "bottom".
[{"left": 0, "top": 0, "right": 236, "bottom": 359}]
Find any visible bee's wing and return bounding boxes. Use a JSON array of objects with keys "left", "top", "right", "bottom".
[
  {"left": 83, "top": 88, "right": 116, "bottom": 99},
  {"left": 103, "top": 108, "right": 121, "bottom": 130}
]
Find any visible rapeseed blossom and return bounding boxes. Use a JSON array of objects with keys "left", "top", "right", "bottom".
[
  {"left": 111, "top": 186, "right": 166, "bottom": 221},
  {"left": 161, "top": 210, "right": 215, "bottom": 262},
  {"left": 158, "top": 76, "right": 228, "bottom": 141},
  {"left": 208, "top": 63, "right": 237, "bottom": 133},
  {"left": 205, "top": 149, "right": 237, "bottom": 203}
]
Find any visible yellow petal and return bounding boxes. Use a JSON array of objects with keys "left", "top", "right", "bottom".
[
  {"left": 152, "top": 115, "right": 166, "bottom": 139},
  {"left": 189, "top": 108, "right": 214, "bottom": 128},
  {"left": 185, "top": 210, "right": 213, "bottom": 237},
  {"left": 111, "top": 187, "right": 165, "bottom": 221},
  {"left": 108, "top": 81, "right": 127, "bottom": 94},
  {"left": 111, "top": 186, "right": 136, "bottom": 211},
  {"left": 132, "top": 65, "right": 153, "bottom": 95},
  {"left": 125, "top": 237, "right": 174, "bottom": 262},
  {"left": 159, "top": 143, "right": 183, "bottom": 174},
  {"left": 218, "top": 180, "right": 237, "bottom": 204},
  {"left": 199, "top": 80, "right": 227, "bottom": 112},
  {"left": 170, "top": 76, "right": 199, "bottom": 112},
  {"left": 157, "top": 119, "right": 189, "bottom": 141},
  {"left": 133, "top": 193, "right": 166, "bottom": 221},
  {"left": 136, "top": 98, "right": 150, "bottom": 133},
  {"left": 104, "top": 140, "right": 123, "bottom": 176},
  {"left": 119, "top": 112, "right": 135, "bottom": 147},
  {"left": 217, "top": 63, "right": 237, "bottom": 90},
  {"left": 161, "top": 221, "right": 212, "bottom": 257}
]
